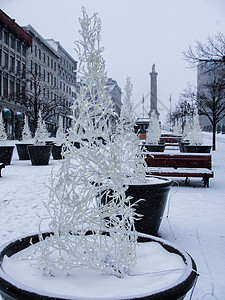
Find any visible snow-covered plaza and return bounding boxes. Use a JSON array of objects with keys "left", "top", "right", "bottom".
[{"left": 0, "top": 132, "right": 225, "bottom": 299}]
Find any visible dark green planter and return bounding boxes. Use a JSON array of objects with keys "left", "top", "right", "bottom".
[
  {"left": 15, "top": 143, "right": 33, "bottom": 160},
  {"left": 0, "top": 232, "right": 198, "bottom": 300},
  {"left": 0, "top": 146, "right": 14, "bottom": 165},
  {"left": 27, "top": 145, "right": 52, "bottom": 165},
  {"left": 184, "top": 145, "right": 211, "bottom": 153}
]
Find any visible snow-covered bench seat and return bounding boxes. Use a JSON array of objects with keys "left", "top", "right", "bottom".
[
  {"left": 145, "top": 153, "right": 214, "bottom": 187},
  {"left": 0, "top": 163, "right": 5, "bottom": 178}
]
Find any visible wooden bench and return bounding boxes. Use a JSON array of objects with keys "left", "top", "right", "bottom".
[
  {"left": 145, "top": 153, "right": 214, "bottom": 187},
  {"left": 0, "top": 163, "right": 5, "bottom": 177},
  {"left": 159, "top": 136, "right": 182, "bottom": 147}
]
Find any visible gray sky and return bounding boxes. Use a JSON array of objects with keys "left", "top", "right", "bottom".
[{"left": 1, "top": 0, "right": 225, "bottom": 123}]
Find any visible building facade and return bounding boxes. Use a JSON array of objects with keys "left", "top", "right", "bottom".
[
  {"left": 0, "top": 9, "right": 32, "bottom": 139},
  {"left": 46, "top": 39, "right": 77, "bottom": 131}
]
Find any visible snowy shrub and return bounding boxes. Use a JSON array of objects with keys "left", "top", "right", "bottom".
[
  {"left": 173, "top": 119, "right": 182, "bottom": 136},
  {"left": 21, "top": 115, "right": 33, "bottom": 142},
  {"left": 186, "top": 113, "right": 204, "bottom": 145},
  {"left": 34, "top": 111, "right": 49, "bottom": 145},
  {"left": 55, "top": 116, "right": 65, "bottom": 146},
  {"left": 146, "top": 110, "right": 161, "bottom": 144},
  {"left": 0, "top": 112, "right": 7, "bottom": 142},
  {"left": 37, "top": 8, "right": 139, "bottom": 278}
]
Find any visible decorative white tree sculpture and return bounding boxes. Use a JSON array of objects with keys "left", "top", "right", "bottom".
[
  {"left": 187, "top": 113, "right": 204, "bottom": 145},
  {"left": 21, "top": 115, "right": 33, "bottom": 142},
  {"left": 36, "top": 7, "right": 138, "bottom": 278},
  {"left": 114, "top": 76, "right": 147, "bottom": 184},
  {"left": 182, "top": 116, "right": 192, "bottom": 141},
  {"left": 55, "top": 116, "right": 65, "bottom": 146},
  {"left": 173, "top": 119, "right": 182, "bottom": 136},
  {"left": 34, "top": 111, "right": 49, "bottom": 145},
  {"left": 146, "top": 110, "right": 161, "bottom": 144},
  {"left": 0, "top": 112, "right": 7, "bottom": 142}
]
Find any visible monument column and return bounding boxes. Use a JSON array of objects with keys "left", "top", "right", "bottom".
[{"left": 149, "top": 64, "right": 159, "bottom": 116}]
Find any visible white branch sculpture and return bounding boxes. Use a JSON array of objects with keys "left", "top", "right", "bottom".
[{"left": 36, "top": 7, "right": 139, "bottom": 278}]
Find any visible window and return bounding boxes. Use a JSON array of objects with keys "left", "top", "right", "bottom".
[
  {"left": 10, "top": 55, "right": 15, "bottom": 73},
  {"left": 47, "top": 56, "right": 49, "bottom": 66},
  {"left": 34, "top": 45, "right": 37, "bottom": 56},
  {"left": 34, "top": 63, "right": 38, "bottom": 75},
  {"left": 3, "top": 52, "right": 9, "bottom": 69},
  {"left": 3, "top": 74, "right": 8, "bottom": 97},
  {"left": 51, "top": 74, "right": 53, "bottom": 85},
  {"left": 39, "top": 49, "right": 41, "bottom": 60},
  {"left": 21, "top": 82, "right": 25, "bottom": 98},
  {"left": 54, "top": 61, "right": 56, "bottom": 71},
  {"left": 38, "top": 65, "right": 41, "bottom": 75},
  {"left": 54, "top": 76, "right": 56, "bottom": 86},
  {"left": 30, "top": 60, "right": 33, "bottom": 73},
  {"left": 16, "top": 80, "right": 20, "bottom": 97},
  {"left": 22, "top": 44, "right": 26, "bottom": 56},
  {"left": 43, "top": 69, "right": 46, "bottom": 81},
  {"left": 22, "top": 63, "right": 26, "bottom": 78},
  {"left": 9, "top": 77, "right": 15, "bottom": 97},
  {"left": 16, "top": 59, "right": 20, "bottom": 74},
  {"left": 10, "top": 36, "right": 15, "bottom": 49},
  {"left": 51, "top": 59, "right": 53, "bottom": 69},
  {"left": 16, "top": 40, "right": 21, "bottom": 53},
  {"left": 47, "top": 72, "right": 50, "bottom": 83},
  {"left": 43, "top": 53, "right": 46, "bottom": 63},
  {"left": 4, "top": 31, "right": 9, "bottom": 45}
]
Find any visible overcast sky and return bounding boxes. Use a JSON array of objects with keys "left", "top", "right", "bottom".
[{"left": 1, "top": 0, "right": 225, "bottom": 123}]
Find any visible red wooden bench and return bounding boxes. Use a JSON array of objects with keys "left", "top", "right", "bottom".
[
  {"left": 159, "top": 136, "right": 182, "bottom": 147},
  {"left": 145, "top": 153, "right": 214, "bottom": 187},
  {"left": 0, "top": 163, "right": 5, "bottom": 177}
]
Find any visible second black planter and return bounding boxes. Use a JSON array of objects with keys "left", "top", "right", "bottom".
[
  {"left": 184, "top": 145, "right": 212, "bottom": 153},
  {"left": 0, "top": 146, "right": 14, "bottom": 165},
  {"left": 15, "top": 143, "right": 33, "bottom": 160},
  {"left": 126, "top": 176, "right": 172, "bottom": 235},
  {"left": 27, "top": 145, "right": 52, "bottom": 165}
]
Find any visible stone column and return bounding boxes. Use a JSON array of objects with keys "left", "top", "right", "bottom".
[{"left": 149, "top": 64, "right": 159, "bottom": 116}]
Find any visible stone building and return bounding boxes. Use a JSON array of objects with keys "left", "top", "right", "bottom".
[
  {"left": 197, "top": 59, "right": 225, "bottom": 133},
  {"left": 46, "top": 39, "right": 77, "bottom": 130},
  {"left": 0, "top": 9, "right": 32, "bottom": 139}
]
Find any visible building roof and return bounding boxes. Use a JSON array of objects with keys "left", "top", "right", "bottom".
[{"left": 0, "top": 9, "right": 32, "bottom": 46}]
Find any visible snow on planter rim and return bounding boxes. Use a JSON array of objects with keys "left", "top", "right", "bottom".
[{"left": 0, "top": 232, "right": 197, "bottom": 300}]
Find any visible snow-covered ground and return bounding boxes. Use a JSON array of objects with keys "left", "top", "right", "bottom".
[{"left": 0, "top": 132, "right": 224, "bottom": 299}]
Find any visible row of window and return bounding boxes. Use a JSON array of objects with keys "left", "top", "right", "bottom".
[
  {"left": 32, "top": 44, "right": 57, "bottom": 72},
  {"left": 0, "top": 28, "right": 27, "bottom": 56},
  {"left": 0, "top": 71, "right": 25, "bottom": 99}
]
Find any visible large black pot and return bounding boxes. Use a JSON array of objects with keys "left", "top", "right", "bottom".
[
  {"left": 0, "top": 146, "right": 14, "bottom": 165},
  {"left": 100, "top": 176, "right": 172, "bottom": 236},
  {"left": 142, "top": 144, "right": 165, "bottom": 152},
  {"left": 27, "top": 145, "right": 52, "bottom": 165},
  {"left": 127, "top": 176, "right": 172, "bottom": 235},
  {"left": 183, "top": 145, "right": 211, "bottom": 153},
  {"left": 0, "top": 232, "right": 198, "bottom": 300},
  {"left": 179, "top": 141, "right": 190, "bottom": 153},
  {"left": 15, "top": 143, "right": 33, "bottom": 160},
  {"left": 52, "top": 144, "right": 65, "bottom": 160}
]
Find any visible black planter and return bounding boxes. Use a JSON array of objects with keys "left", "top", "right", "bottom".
[
  {"left": 126, "top": 176, "right": 172, "bottom": 235},
  {"left": 52, "top": 144, "right": 65, "bottom": 160},
  {"left": 0, "top": 146, "right": 14, "bottom": 165},
  {"left": 15, "top": 143, "right": 33, "bottom": 160},
  {"left": 143, "top": 144, "right": 165, "bottom": 152},
  {"left": 179, "top": 141, "right": 190, "bottom": 153},
  {"left": 0, "top": 232, "right": 198, "bottom": 300},
  {"left": 100, "top": 176, "right": 172, "bottom": 236},
  {"left": 27, "top": 145, "right": 52, "bottom": 165},
  {"left": 184, "top": 145, "right": 212, "bottom": 153}
]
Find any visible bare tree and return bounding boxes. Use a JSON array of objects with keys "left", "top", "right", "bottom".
[
  {"left": 197, "top": 68, "right": 225, "bottom": 150},
  {"left": 183, "top": 32, "right": 225, "bottom": 68},
  {"left": 183, "top": 33, "right": 225, "bottom": 150},
  {"left": 170, "top": 83, "right": 196, "bottom": 132},
  {"left": 16, "top": 69, "right": 70, "bottom": 135}
]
